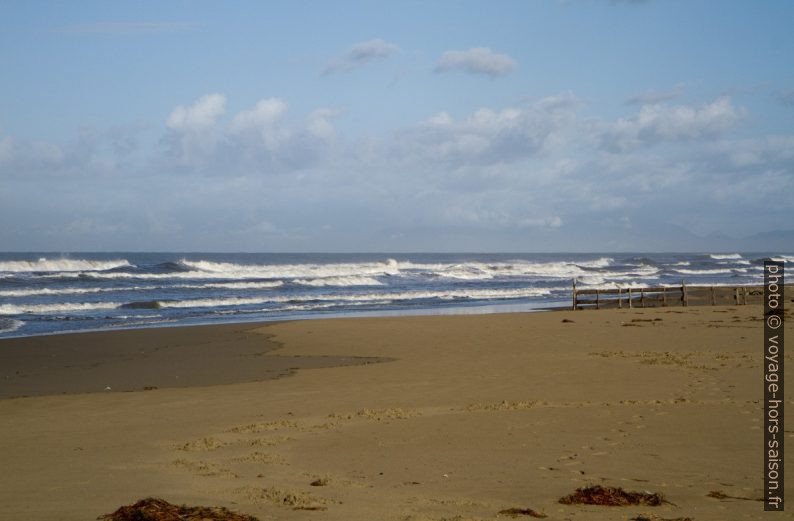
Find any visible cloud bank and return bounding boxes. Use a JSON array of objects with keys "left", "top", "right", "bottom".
[{"left": 1, "top": 91, "right": 790, "bottom": 251}]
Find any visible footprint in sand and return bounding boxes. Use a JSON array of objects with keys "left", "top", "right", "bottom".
[
  {"left": 234, "top": 485, "right": 337, "bottom": 510},
  {"left": 171, "top": 458, "right": 238, "bottom": 479},
  {"left": 173, "top": 436, "right": 228, "bottom": 452}
]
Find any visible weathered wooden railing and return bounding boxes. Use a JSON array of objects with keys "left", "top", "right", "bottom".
[{"left": 572, "top": 280, "right": 754, "bottom": 310}]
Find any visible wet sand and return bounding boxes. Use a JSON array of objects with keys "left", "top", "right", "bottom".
[
  {"left": 0, "top": 303, "right": 792, "bottom": 520},
  {"left": 0, "top": 322, "right": 390, "bottom": 398}
]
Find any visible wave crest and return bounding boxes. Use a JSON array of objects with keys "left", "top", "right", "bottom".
[{"left": 0, "top": 258, "right": 132, "bottom": 273}]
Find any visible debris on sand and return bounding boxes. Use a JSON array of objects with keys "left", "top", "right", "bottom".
[
  {"left": 707, "top": 490, "right": 763, "bottom": 501},
  {"left": 310, "top": 477, "right": 329, "bottom": 486},
  {"left": 629, "top": 514, "right": 695, "bottom": 521},
  {"left": 498, "top": 507, "right": 547, "bottom": 518},
  {"left": 97, "top": 497, "right": 260, "bottom": 521},
  {"left": 558, "top": 485, "right": 666, "bottom": 506},
  {"left": 561, "top": 318, "right": 575, "bottom": 323}
]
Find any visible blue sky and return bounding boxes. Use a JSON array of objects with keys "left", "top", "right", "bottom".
[{"left": 1, "top": 0, "right": 793, "bottom": 251}]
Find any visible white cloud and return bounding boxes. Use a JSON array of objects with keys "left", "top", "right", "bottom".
[
  {"left": 435, "top": 47, "right": 517, "bottom": 77},
  {"left": 166, "top": 94, "right": 226, "bottom": 131},
  {"left": 392, "top": 93, "right": 580, "bottom": 167},
  {"left": 229, "top": 98, "right": 288, "bottom": 132},
  {"left": 162, "top": 95, "right": 344, "bottom": 174},
  {"left": 164, "top": 94, "right": 227, "bottom": 168},
  {"left": 4, "top": 91, "right": 793, "bottom": 250},
  {"left": 322, "top": 39, "right": 399, "bottom": 75},
  {"left": 600, "top": 96, "right": 743, "bottom": 151}
]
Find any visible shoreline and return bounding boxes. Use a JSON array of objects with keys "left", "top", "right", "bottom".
[
  {"left": 4, "top": 281, "right": 789, "bottom": 342},
  {"left": 0, "top": 299, "right": 566, "bottom": 341}
]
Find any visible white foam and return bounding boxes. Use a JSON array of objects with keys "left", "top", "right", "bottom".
[
  {"left": 771, "top": 255, "right": 794, "bottom": 263},
  {"left": 709, "top": 253, "right": 742, "bottom": 260},
  {"left": 183, "top": 281, "right": 284, "bottom": 290},
  {"left": 292, "top": 276, "right": 383, "bottom": 287},
  {"left": 577, "top": 257, "right": 614, "bottom": 268},
  {"left": 32, "top": 257, "right": 624, "bottom": 284},
  {"left": 154, "top": 287, "right": 553, "bottom": 310},
  {"left": 0, "top": 318, "right": 24, "bottom": 333},
  {"left": 675, "top": 268, "right": 737, "bottom": 275},
  {"left": 178, "top": 259, "right": 402, "bottom": 279},
  {"left": 0, "top": 258, "right": 131, "bottom": 273},
  {"left": 0, "top": 301, "right": 122, "bottom": 315},
  {"left": 0, "top": 280, "right": 283, "bottom": 297}
]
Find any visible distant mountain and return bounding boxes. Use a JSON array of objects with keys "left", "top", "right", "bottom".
[{"left": 739, "top": 230, "right": 794, "bottom": 251}]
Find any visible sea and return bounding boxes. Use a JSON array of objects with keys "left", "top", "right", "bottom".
[{"left": 0, "top": 252, "right": 791, "bottom": 338}]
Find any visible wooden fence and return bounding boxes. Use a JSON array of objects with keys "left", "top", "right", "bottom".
[{"left": 572, "top": 280, "right": 755, "bottom": 310}]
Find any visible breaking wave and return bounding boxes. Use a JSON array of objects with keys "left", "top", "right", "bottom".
[
  {"left": 0, "top": 258, "right": 132, "bottom": 273},
  {"left": 0, "top": 318, "right": 24, "bottom": 333},
  {"left": 0, "top": 302, "right": 122, "bottom": 315}
]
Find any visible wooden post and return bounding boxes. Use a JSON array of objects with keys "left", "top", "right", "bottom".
[
  {"left": 662, "top": 287, "right": 667, "bottom": 307},
  {"left": 641, "top": 290, "right": 645, "bottom": 308},
  {"left": 742, "top": 286, "right": 747, "bottom": 305},
  {"left": 618, "top": 288, "right": 623, "bottom": 309},
  {"left": 596, "top": 289, "right": 600, "bottom": 310},
  {"left": 682, "top": 280, "right": 688, "bottom": 307},
  {"left": 571, "top": 279, "right": 576, "bottom": 311},
  {"left": 734, "top": 287, "right": 739, "bottom": 305},
  {"left": 710, "top": 286, "right": 715, "bottom": 306},
  {"left": 628, "top": 288, "right": 633, "bottom": 309}
]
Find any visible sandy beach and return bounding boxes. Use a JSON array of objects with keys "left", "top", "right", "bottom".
[{"left": 1, "top": 302, "right": 791, "bottom": 520}]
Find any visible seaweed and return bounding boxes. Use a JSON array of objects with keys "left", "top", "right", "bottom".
[
  {"left": 558, "top": 485, "right": 665, "bottom": 506},
  {"left": 706, "top": 490, "right": 763, "bottom": 502},
  {"left": 497, "top": 507, "right": 547, "bottom": 518},
  {"left": 97, "top": 497, "right": 260, "bottom": 521}
]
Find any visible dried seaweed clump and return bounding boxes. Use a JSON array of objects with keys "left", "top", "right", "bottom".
[
  {"left": 97, "top": 497, "right": 260, "bottom": 521},
  {"left": 558, "top": 485, "right": 665, "bottom": 506},
  {"left": 498, "top": 507, "right": 547, "bottom": 518}
]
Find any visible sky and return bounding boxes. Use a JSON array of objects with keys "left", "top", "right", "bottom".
[{"left": 1, "top": 0, "right": 793, "bottom": 252}]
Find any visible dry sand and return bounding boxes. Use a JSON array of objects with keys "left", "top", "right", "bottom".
[{"left": 1, "top": 302, "right": 792, "bottom": 520}]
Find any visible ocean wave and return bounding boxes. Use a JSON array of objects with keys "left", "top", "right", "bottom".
[
  {"left": 292, "top": 276, "right": 383, "bottom": 287},
  {"left": 0, "top": 258, "right": 132, "bottom": 273},
  {"left": 709, "top": 253, "right": 742, "bottom": 260},
  {"left": 152, "top": 287, "right": 553, "bottom": 310},
  {"left": 37, "top": 257, "right": 621, "bottom": 282},
  {"left": 674, "top": 268, "right": 738, "bottom": 275},
  {"left": 181, "top": 281, "right": 284, "bottom": 290},
  {"left": 0, "top": 318, "right": 24, "bottom": 333},
  {"left": 0, "top": 281, "right": 283, "bottom": 297},
  {"left": 179, "top": 258, "right": 402, "bottom": 279},
  {"left": 575, "top": 281, "right": 657, "bottom": 290},
  {"left": 771, "top": 255, "right": 794, "bottom": 263},
  {"left": 0, "top": 301, "right": 122, "bottom": 315},
  {"left": 577, "top": 257, "right": 614, "bottom": 268}
]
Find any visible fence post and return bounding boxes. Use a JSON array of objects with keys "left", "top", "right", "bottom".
[
  {"left": 662, "top": 287, "right": 667, "bottom": 306},
  {"left": 710, "top": 286, "right": 715, "bottom": 306},
  {"left": 596, "top": 289, "right": 600, "bottom": 310},
  {"left": 618, "top": 288, "right": 623, "bottom": 309},
  {"left": 628, "top": 288, "right": 633, "bottom": 309},
  {"left": 682, "top": 280, "right": 688, "bottom": 307},
  {"left": 734, "top": 287, "right": 739, "bottom": 305},
  {"left": 572, "top": 279, "right": 577, "bottom": 311},
  {"left": 641, "top": 290, "right": 645, "bottom": 308},
  {"left": 742, "top": 286, "right": 747, "bottom": 305}
]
